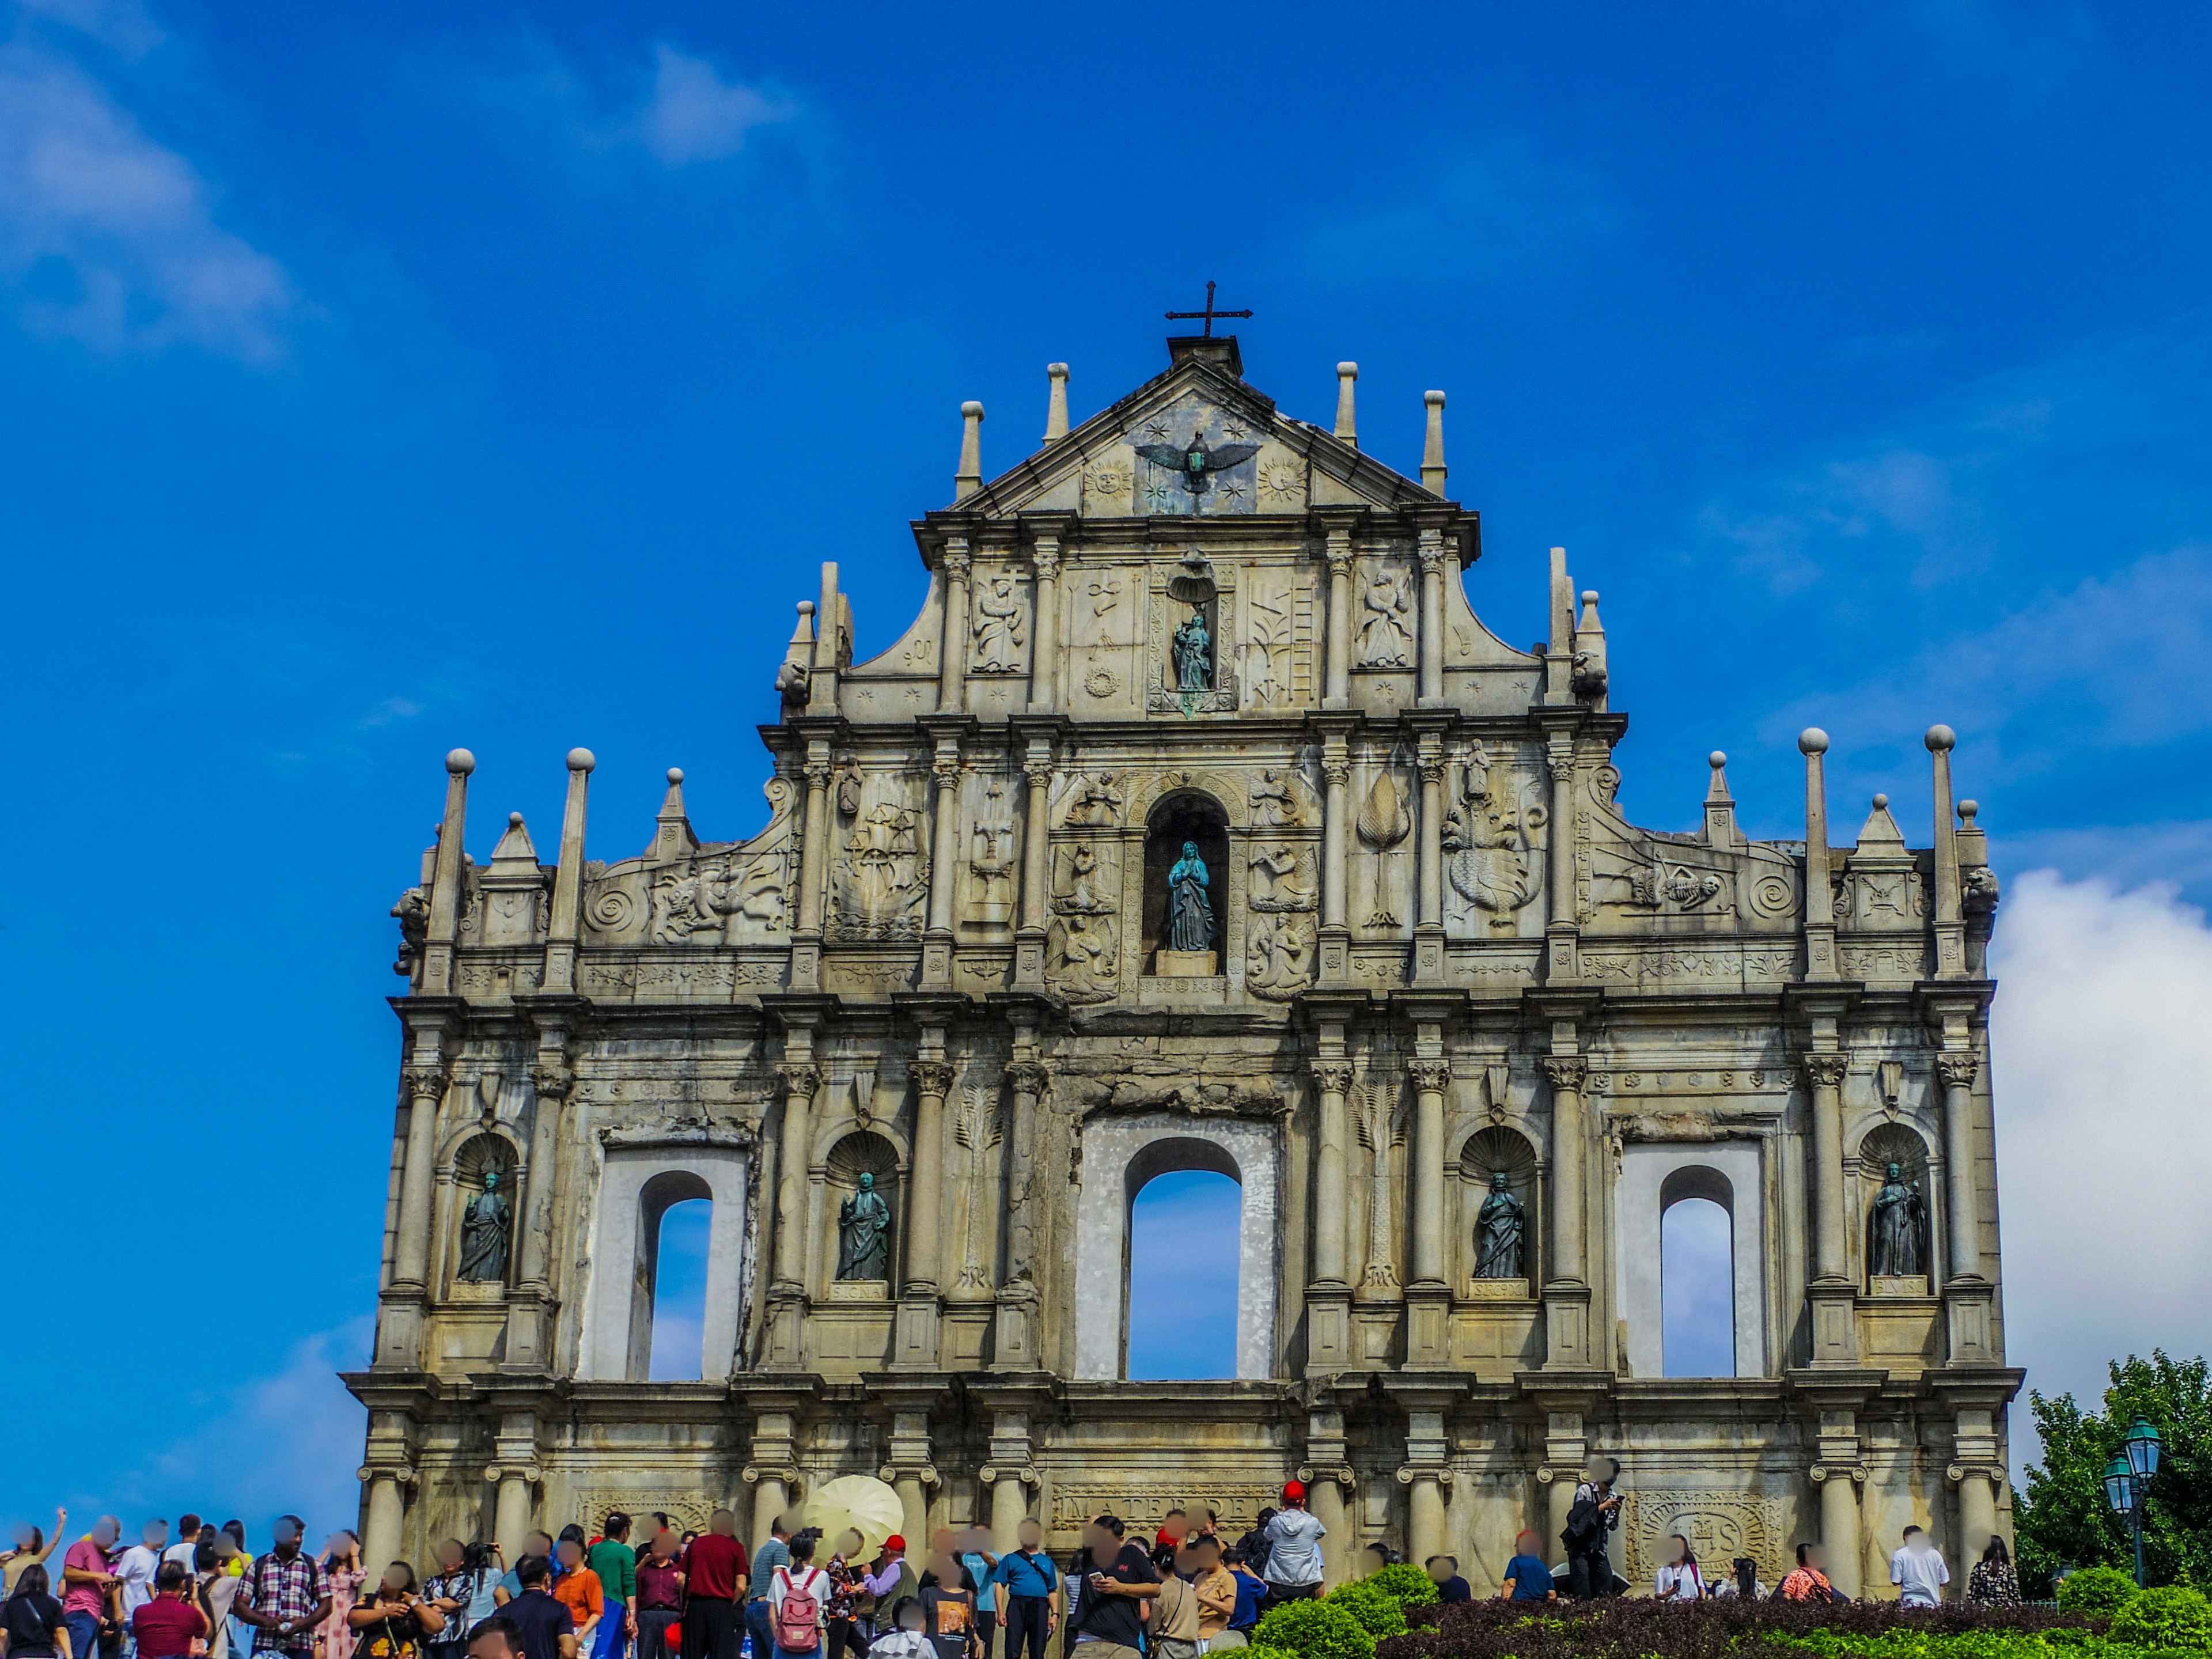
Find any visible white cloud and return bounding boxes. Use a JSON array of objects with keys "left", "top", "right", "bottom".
[
  {"left": 1993, "top": 872, "right": 2212, "bottom": 1467},
  {"left": 634, "top": 44, "right": 794, "bottom": 166},
  {"left": 0, "top": 42, "right": 294, "bottom": 359},
  {"left": 113, "top": 1318, "right": 372, "bottom": 1531}
]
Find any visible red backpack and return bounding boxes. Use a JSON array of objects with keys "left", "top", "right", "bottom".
[{"left": 772, "top": 1567, "right": 821, "bottom": 1652}]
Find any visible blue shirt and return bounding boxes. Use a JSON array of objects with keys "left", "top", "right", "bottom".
[
  {"left": 963, "top": 1554, "right": 997, "bottom": 1612},
  {"left": 990, "top": 1551, "right": 1059, "bottom": 1600},
  {"left": 1227, "top": 1570, "right": 1266, "bottom": 1630},
  {"left": 1505, "top": 1555, "right": 1555, "bottom": 1599}
]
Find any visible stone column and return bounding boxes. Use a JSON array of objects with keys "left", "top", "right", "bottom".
[
  {"left": 1323, "top": 531, "right": 1353, "bottom": 709},
  {"left": 906, "top": 1062, "right": 952, "bottom": 1294},
  {"left": 1938, "top": 1054, "right": 1982, "bottom": 1279},
  {"left": 751, "top": 1474, "right": 789, "bottom": 1550},
  {"left": 1410, "top": 1060, "right": 1450, "bottom": 1286},
  {"left": 773, "top": 1063, "right": 821, "bottom": 1292},
  {"left": 387, "top": 1062, "right": 448, "bottom": 1354},
  {"left": 1319, "top": 737, "right": 1351, "bottom": 983},
  {"left": 1416, "top": 528, "right": 1446, "bottom": 707},
  {"left": 895, "top": 1472, "right": 927, "bottom": 1551},
  {"left": 505, "top": 1056, "right": 570, "bottom": 1373},
  {"left": 1312, "top": 1060, "right": 1353, "bottom": 1286},
  {"left": 1415, "top": 734, "right": 1445, "bottom": 981},
  {"left": 1409, "top": 1474, "right": 1447, "bottom": 1565},
  {"left": 1028, "top": 537, "right": 1061, "bottom": 713},
  {"left": 998, "top": 1059, "right": 1046, "bottom": 1366},
  {"left": 491, "top": 1468, "right": 535, "bottom": 1558},
  {"left": 1927, "top": 725, "right": 1967, "bottom": 979},
  {"left": 1807, "top": 1054, "right": 1849, "bottom": 1282},
  {"left": 938, "top": 543, "right": 972, "bottom": 714},
  {"left": 1800, "top": 730, "right": 1838, "bottom": 980},
  {"left": 1310, "top": 1476, "right": 1349, "bottom": 1589},
  {"left": 1014, "top": 751, "right": 1052, "bottom": 991},
  {"left": 1543, "top": 735, "right": 1578, "bottom": 981},
  {"left": 792, "top": 749, "right": 834, "bottom": 991},
  {"left": 1817, "top": 1468, "right": 1862, "bottom": 1597},
  {"left": 988, "top": 1471, "right": 1028, "bottom": 1553},
  {"left": 923, "top": 744, "right": 963, "bottom": 990},
  {"left": 360, "top": 1469, "right": 405, "bottom": 1575},
  {"left": 1541, "top": 1058, "right": 1588, "bottom": 1285},
  {"left": 420, "top": 749, "right": 474, "bottom": 997}
]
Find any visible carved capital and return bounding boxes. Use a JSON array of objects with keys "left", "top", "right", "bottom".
[
  {"left": 1936, "top": 1054, "right": 1980, "bottom": 1089},
  {"left": 933, "top": 759, "right": 962, "bottom": 791},
  {"left": 978, "top": 1465, "right": 998, "bottom": 1484},
  {"left": 402, "top": 1066, "right": 450, "bottom": 1103},
  {"left": 911, "top": 1061, "right": 956, "bottom": 1099},
  {"left": 804, "top": 762, "right": 835, "bottom": 790},
  {"left": 1310, "top": 1062, "right": 1355, "bottom": 1096},
  {"left": 1024, "top": 763, "right": 1054, "bottom": 792},
  {"left": 1802, "top": 1054, "right": 1850, "bottom": 1089},
  {"left": 1418, "top": 756, "right": 1447, "bottom": 785},
  {"left": 1540, "top": 1057, "right": 1589, "bottom": 1092},
  {"left": 781, "top": 1063, "right": 824, "bottom": 1101},
  {"left": 1032, "top": 545, "right": 1060, "bottom": 579},
  {"left": 1322, "top": 760, "right": 1352, "bottom": 788},
  {"left": 1410, "top": 1059, "right": 1452, "bottom": 1094},
  {"left": 1005, "top": 1061, "right": 1048, "bottom": 1097},
  {"left": 530, "top": 1065, "right": 574, "bottom": 1101},
  {"left": 942, "top": 548, "right": 972, "bottom": 580}
]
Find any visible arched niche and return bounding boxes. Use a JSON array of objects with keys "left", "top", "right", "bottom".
[
  {"left": 442, "top": 1131, "right": 521, "bottom": 1291},
  {"left": 823, "top": 1130, "right": 902, "bottom": 1291},
  {"left": 1074, "top": 1118, "right": 1281, "bottom": 1381},
  {"left": 1142, "top": 790, "right": 1231, "bottom": 970},
  {"left": 1857, "top": 1122, "right": 1934, "bottom": 1286},
  {"left": 1457, "top": 1125, "right": 1539, "bottom": 1287},
  {"left": 1615, "top": 1141, "right": 1766, "bottom": 1378},
  {"left": 584, "top": 1143, "right": 751, "bottom": 1382}
]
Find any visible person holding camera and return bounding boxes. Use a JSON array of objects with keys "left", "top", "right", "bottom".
[
  {"left": 347, "top": 1566, "right": 445, "bottom": 1659},
  {"left": 1562, "top": 1457, "right": 1622, "bottom": 1600}
]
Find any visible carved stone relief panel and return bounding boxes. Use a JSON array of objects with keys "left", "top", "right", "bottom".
[
  {"left": 1128, "top": 397, "right": 1262, "bottom": 517},
  {"left": 1442, "top": 741, "right": 1546, "bottom": 939},
  {"left": 1622, "top": 1491, "right": 1788, "bottom": 1588},
  {"left": 1147, "top": 555, "right": 1239, "bottom": 715},
  {"left": 1352, "top": 753, "right": 1415, "bottom": 935},
  {"left": 961, "top": 772, "right": 1018, "bottom": 933},
  {"left": 1070, "top": 563, "right": 1137, "bottom": 711},
  {"left": 1240, "top": 564, "right": 1315, "bottom": 710},
  {"left": 831, "top": 770, "right": 929, "bottom": 943},
  {"left": 1353, "top": 553, "right": 1415, "bottom": 668},
  {"left": 969, "top": 567, "right": 1029, "bottom": 676},
  {"left": 1080, "top": 450, "right": 1135, "bottom": 516}
]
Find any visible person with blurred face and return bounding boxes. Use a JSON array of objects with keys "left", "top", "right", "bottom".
[
  {"left": 1890, "top": 1527, "right": 1948, "bottom": 1608},
  {"left": 986, "top": 1521, "right": 1056, "bottom": 1659},
  {"left": 1499, "top": 1532, "right": 1555, "bottom": 1602},
  {"left": 62, "top": 1517, "right": 123, "bottom": 1659},
  {"left": 236, "top": 1517, "right": 331, "bottom": 1659},
  {"left": 346, "top": 1562, "right": 446, "bottom": 1659},
  {"left": 3, "top": 1509, "right": 67, "bottom": 1600},
  {"left": 319, "top": 1533, "right": 368, "bottom": 1659},
  {"left": 128, "top": 1565, "right": 208, "bottom": 1659},
  {"left": 1423, "top": 1557, "right": 1470, "bottom": 1607},
  {"left": 550, "top": 1544, "right": 602, "bottom": 1652},
  {"left": 498, "top": 1540, "right": 556, "bottom": 1610},
  {"left": 114, "top": 1522, "right": 169, "bottom": 1647},
  {"left": 631, "top": 1533, "right": 683, "bottom": 1659},
  {"left": 1064, "top": 1518, "right": 1155, "bottom": 1659}
]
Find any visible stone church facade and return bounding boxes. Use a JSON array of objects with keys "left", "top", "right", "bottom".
[{"left": 349, "top": 335, "right": 2017, "bottom": 1597}]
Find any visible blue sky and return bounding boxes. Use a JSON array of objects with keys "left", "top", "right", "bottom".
[{"left": 7, "top": 0, "right": 2212, "bottom": 1531}]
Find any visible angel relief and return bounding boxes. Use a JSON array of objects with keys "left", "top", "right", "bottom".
[{"left": 1046, "top": 911, "right": 1118, "bottom": 1003}]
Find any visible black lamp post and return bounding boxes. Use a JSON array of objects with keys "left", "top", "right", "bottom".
[{"left": 2101, "top": 1418, "right": 2164, "bottom": 1586}]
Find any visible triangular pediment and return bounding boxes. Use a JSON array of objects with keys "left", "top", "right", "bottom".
[{"left": 944, "top": 346, "right": 1448, "bottom": 522}]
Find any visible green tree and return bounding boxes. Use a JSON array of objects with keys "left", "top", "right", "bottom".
[{"left": 2017, "top": 1351, "right": 2212, "bottom": 1593}]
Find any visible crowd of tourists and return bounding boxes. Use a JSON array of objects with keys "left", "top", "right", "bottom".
[{"left": 0, "top": 1467, "right": 2024, "bottom": 1659}]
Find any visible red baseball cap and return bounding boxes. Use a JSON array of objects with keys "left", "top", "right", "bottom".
[
  {"left": 1281, "top": 1480, "right": 1307, "bottom": 1503},
  {"left": 885, "top": 1535, "right": 907, "bottom": 1552}
]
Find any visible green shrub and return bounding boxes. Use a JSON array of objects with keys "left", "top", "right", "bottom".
[
  {"left": 2060, "top": 1565, "right": 2142, "bottom": 1616},
  {"left": 1255, "top": 1597, "right": 1378, "bottom": 1659},
  {"left": 1325, "top": 1582, "right": 1408, "bottom": 1639},
  {"left": 1363, "top": 1565, "right": 1441, "bottom": 1608},
  {"left": 2112, "top": 1586, "right": 2212, "bottom": 1651}
]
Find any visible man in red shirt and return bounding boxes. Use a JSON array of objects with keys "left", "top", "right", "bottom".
[
  {"left": 680, "top": 1510, "right": 749, "bottom": 1659},
  {"left": 132, "top": 1564, "right": 211, "bottom": 1659}
]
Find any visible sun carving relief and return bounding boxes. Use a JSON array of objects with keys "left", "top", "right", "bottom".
[{"left": 1258, "top": 461, "right": 1303, "bottom": 506}]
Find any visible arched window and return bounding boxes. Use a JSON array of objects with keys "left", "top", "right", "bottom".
[
  {"left": 648, "top": 1193, "right": 713, "bottom": 1381},
  {"left": 1121, "top": 1137, "right": 1244, "bottom": 1378},
  {"left": 1141, "top": 791, "right": 1230, "bottom": 971},
  {"left": 1659, "top": 1166, "right": 1734, "bottom": 1378},
  {"left": 1127, "top": 1167, "right": 1242, "bottom": 1379}
]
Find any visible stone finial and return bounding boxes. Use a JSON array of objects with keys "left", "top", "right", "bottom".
[
  {"left": 1799, "top": 728, "right": 1830, "bottom": 755},
  {"left": 1926, "top": 724, "right": 1957, "bottom": 752},
  {"left": 647, "top": 766, "right": 700, "bottom": 862},
  {"left": 1855, "top": 791, "right": 1907, "bottom": 849},
  {"left": 1043, "top": 363, "right": 1070, "bottom": 444},
  {"left": 1704, "top": 751, "right": 1744, "bottom": 849},
  {"left": 1421, "top": 389, "right": 1448, "bottom": 494},
  {"left": 1571, "top": 589, "right": 1608, "bottom": 702},
  {"left": 487, "top": 811, "right": 539, "bottom": 876},
  {"left": 1548, "top": 547, "right": 1574, "bottom": 656},
  {"left": 955, "top": 400, "right": 986, "bottom": 500},
  {"left": 1959, "top": 799, "right": 1978, "bottom": 826},
  {"left": 567, "top": 747, "right": 596, "bottom": 773},
  {"left": 448, "top": 748, "right": 476, "bottom": 775},
  {"left": 1801, "top": 728, "right": 1835, "bottom": 951},
  {"left": 1335, "top": 362, "right": 1359, "bottom": 448}
]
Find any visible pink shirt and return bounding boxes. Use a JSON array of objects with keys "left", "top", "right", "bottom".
[{"left": 63, "top": 1541, "right": 116, "bottom": 1619}]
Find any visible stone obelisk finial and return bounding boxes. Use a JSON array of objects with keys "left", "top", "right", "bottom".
[
  {"left": 1421, "top": 390, "right": 1447, "bottom": 494},
  {"left": 1334, "top": 362, "right": 1359, "bottom": 448},
  {"left": 541, "top": 746, "right": 596, "bottom": 994},
  {"left": 1043, "top": 364, "right": 1070, "bottom": 443},
  {"left": 955, "top": 400, "right": 985, "bottom": 500}
]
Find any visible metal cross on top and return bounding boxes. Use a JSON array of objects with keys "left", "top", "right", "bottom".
[{"left": 1165, "top": 281, "right": 1253, "bottom": 338}]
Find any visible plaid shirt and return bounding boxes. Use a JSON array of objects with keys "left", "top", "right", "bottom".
[{"left": 240, "top": 1552, "right": 328, "bottom": 1650}]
